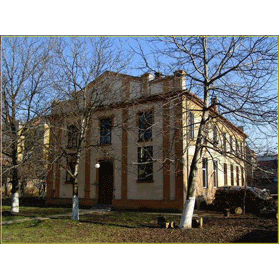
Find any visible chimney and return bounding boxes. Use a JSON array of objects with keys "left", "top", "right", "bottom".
[
  {"left": 211, "top": 96, "right": 218, "bottom": 112},
  {"left": 141, "top": 72, "right": 154, "bottom": 96},
  {"left": 154, "top": 72, "right": 162, "bottom": 79},
  {"left": 174, "top": 70, "right": 186, "bottom": 77},
  {"left": 173, "top": 70, "right": 186, "bottom": 90},
  {"left": 141, "top": 72, "right": 154, "bottom": 81}
]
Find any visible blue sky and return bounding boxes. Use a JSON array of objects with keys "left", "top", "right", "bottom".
[
  {"left": 2, "top": 36, "right": 278, "bottom": 155},
  {"left": 122, "top": 36, "right": 278, "bottom": 153}
]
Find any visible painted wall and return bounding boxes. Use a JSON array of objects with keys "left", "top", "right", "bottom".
[{"left": 46, "top": 71, "right": 246, "bottom": 209}]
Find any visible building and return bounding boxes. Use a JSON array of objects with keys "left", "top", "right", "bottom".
[
  {"left": 255, "top": 154, "right": 278, "bottom": 194},
  {"left": 1, "top": 118, "right": 50, "bottom": 197},
  {"left": 46, "top": 71, "right": 247, "bottom": 211},
  {"left": 245, "top": 146, "right": 257, "bottom": 188}
]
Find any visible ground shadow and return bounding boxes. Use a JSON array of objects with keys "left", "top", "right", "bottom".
[
  {"left": 77, "top": 219, "right": 160, "bottom": 229},
  {"left": 78, "top": 219, "right": 139, "bottom": 229},
  {"left": 233, "top": 230, "right": 278, "bottom": 243},
  {"left": 2, "top": 211, "right": 14, "bottom": 217},
  {"left": 24, "top": 219, "right": 43, "bottom": 228}
]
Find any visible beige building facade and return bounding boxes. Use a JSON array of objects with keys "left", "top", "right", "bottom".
[{"left": 46, "top": 71, "right": 247, "bottom": 211}]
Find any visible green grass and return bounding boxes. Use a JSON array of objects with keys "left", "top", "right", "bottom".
[
  {"left": 2, "top": 207, "right": 278, "bottom": 244},
  {"left": 1, "top": 209, "right": 182, "bottom": 243},
  {"left": 1, "top": 206, "right": 72, "bottom": 221},
  {"left": 3, "top": 219, "right": 111, "bottom": 243}
]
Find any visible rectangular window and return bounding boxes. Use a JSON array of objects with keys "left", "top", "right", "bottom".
[
  {"left": 188, "top": 112, "right": 195, "bottom": 139},
  {"left": 138, "top": 111, "right": 153, "bottom": 141},
  {"left": 67, "top": 125, "right": 79, "bottom": 148},
  {"left": 100, "top": 118, "right": 112, "bottom": 144},
  {"left": 223, "top": 133, "right": 227, "bottom": 153},
  {"left": 241, "top": 166, "right": 244, "bottom": 186},
  {"left": 236, "top": 139, "right": 239, "bottom": 156},
  {"left": 230, "top": 164, "right": 234, "bottom": 186},
  {"left": 230, "top": 135, "right": 233, "bottom": 153},
  {"left": 240, "top": 142, "right": 243, "bottom": 158},
  {"left": 213, "top": 160, "right": 218, "bottom": 188},
  {"left": 236, "top": 166, "right": 240, "bottom": 186},
  {"left": 203, "top": 127, "right": 208, "bottom": 144},
  {"left": 202, "top": 158, "right": 208, "bottom": 188},
  {"left": 213, "top": 125, "right": 218, "bottom": 146},
  {"left": 224, "top": 163, "right": 228, "bottom": 185},
  {"left": 137, "top": 146, "right": 153, "bottom": 182},
  {"left": 66, "top": 153, "right": 77, "bottom": 183}
]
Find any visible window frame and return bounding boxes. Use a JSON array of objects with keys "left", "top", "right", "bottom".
[
  {"left": 137, "top": 146, "right": 154, "bottom": 183},
  {"left": 188, "top": 111, "right": 195, "bottom": 140},
  {"left": 67, "top": 125, "right": 79, "bottom": 148},
  {"left": 229, "top": 135, "right": 233, "bottom": 153},
  {"left": 100, "top": 117, "right": 113, "bottom": 145},
  {"left": 236, "top": 166, "right": 240, "bottom": 186},
  {"left": 202, "top": 158, "right": 208, "bottom": 188},
  {"left": 241, "top": 166, "right": 244, "bottom": 186},
  {"left": 222, "top": 133, "right": 227, "bottom": 153},
  {"left": 235, "top": 139, "right": 239, "bottom": 156},
  {"left": 213, "top": 125, "right": 218, "bottom": 146},
  {"left": 65, "top": 153, "right": 77, "bottom": 183},
  {"left": 230, "top": 164, "right": 234, "bottom": 186},
  {"left": 224, "top": 163, "right": 228, "bottom": 185},
  {"left": 138, "top": 110, "right": 153, "bottom": 142},
  {"left": 213, "top": 160, "right": 218, "bottom": 188}
]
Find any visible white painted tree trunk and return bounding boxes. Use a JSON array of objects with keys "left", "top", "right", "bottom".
[
  {"left": 72, "top": 195, "right": 79, "bottom": 220},
  {"left": 11, "top": 192, "right": 19, "bottom": 213},
  {"left": 179, "top": 197, "right": 195, "bottom": 229}
]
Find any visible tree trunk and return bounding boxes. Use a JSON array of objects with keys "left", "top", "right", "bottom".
[
  {"left": 179, "top": 100, "right": 208, "bottom": 228},
  {"left": 72, "top": 182, "right": 79, "bottom": 220},
  {"left": 11, "top": 192, "right": 19, "bottom": 214},
  {"left": 179, "top": 140, "right": 201, "bottom": 228},
  {"left": 179, "top": 197, "right": 195, "bottom": 228},
  {"left": 179, "top": 37, "right": 210, "bottom": 229},
  {"left": 71, "top": 117, "right": 88, "bottom": 221},
  {"left": 10, "top": 121, "right": 20, "bottom": 214},
  {"left": 11, "top": 171, "right": 20, "bottom": 213}
]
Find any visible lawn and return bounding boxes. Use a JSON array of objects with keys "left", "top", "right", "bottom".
[
  {"left": 1, "top": 205, "right": 72, "bottom": 221},
  {"left": 1, "top": 207, "right": 278, "bottom": 243}
]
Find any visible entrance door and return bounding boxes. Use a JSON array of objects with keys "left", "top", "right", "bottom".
[{"left": 98, "top": 161, "right": 114, "bottom": 204}]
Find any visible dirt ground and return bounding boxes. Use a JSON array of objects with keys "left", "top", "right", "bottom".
[{"left": 74, "top": 210, "right": 279, "bottom": 243}]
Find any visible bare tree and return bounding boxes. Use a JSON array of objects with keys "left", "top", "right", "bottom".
[
  {"left": 2, "top": 37, "right": 54, "bottom": 213},
  {"left": 133, "top": 36, "right": 278, "bottom": 228},
  {"left": 49, "top": 37, "right": 132, "bottom": 220}
]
